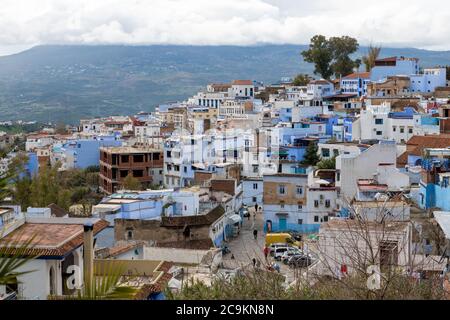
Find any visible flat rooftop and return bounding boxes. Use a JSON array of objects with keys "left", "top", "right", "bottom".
[{"left": 321, "top": 218, "right": 409, "bottom": 232}]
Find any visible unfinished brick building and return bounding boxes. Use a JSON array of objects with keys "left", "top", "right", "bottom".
[{"left": 99, "top": 146, "right": 163, "bottom": 194}]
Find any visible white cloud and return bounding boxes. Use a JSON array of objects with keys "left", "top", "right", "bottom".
[{"left": 0, "top": 0, "right": 449, "bottom": 52}]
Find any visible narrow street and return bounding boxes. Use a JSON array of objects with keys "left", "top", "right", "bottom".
[{"left": 222, "top": 207, "right": 298, "bottom": 283}]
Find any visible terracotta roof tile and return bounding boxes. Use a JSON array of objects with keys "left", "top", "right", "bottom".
[
  {"left": 342, "top": 72, "right": 371, "bottom": 80},
  {"left": 0, "top": 219, "right": 109, "bottom": 258},
  {"left": 232, "top": 80, "right": 253, "bottom": 85}
]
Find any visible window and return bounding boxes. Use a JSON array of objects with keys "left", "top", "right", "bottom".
[
  {"left": 375, "top": 119, "right": 383, "bottom": 125},
  {"left": 252, "top": 197, "right": 257, "bottom": 203},
  {"left": 184, "top": 166, "right": 187, "bottom": 173},
  {"left": 314, "top": 216, "right": 319, "bottom": 222},
  {"left": 278, "top": 185, "right": 286, "bottom": 195},
  {"left": 376, "top": 131, "right": 382, "bottom": 136},
  {"left": 133, "top": 170, "right": 144, "bottom": 178},
  {"left": 298, "top": 204, "right": 303, "bottom": 210},
  {"left": 314, "top": 200, "right": 319, "bottom": 208},
  {"left": 400, "top": 127, "right": 404, "bottom": 133},
  {"left": 253, "top": 183, "right": 258, "bottom": 190},
  {"left": 408, "top": 127, "right": 413, "bottom": 134},
  {"left": 280, "top": 201, "right": 285, "bottom": 209},
  {"left": 325, "top": 200, "right": 331, "bottom": 208},
  {"left": 322, "top": 148, "right": 330, "bottom": 157},
  {"left": 127, "top": 230, "right": 134, "bottom": 240},
  {"left": 392, "top": 126, "right": 396, "bottom": 132},
  {"left": 296, "top": 186, "right": 303, "bottom": 195},
  {"left": 298, "top": 219, "right": 303, "bottom": 225},
  {"left": 323, "top": 216, "right": 329, "bottom": 222},
  {"left": 153, "top": 153, "right": 160, "bottom": 160}
]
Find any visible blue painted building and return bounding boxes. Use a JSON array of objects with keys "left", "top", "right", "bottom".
[
  {"left": 343, "top": 117, "right": 355, "bottom": 142},
  {"left": 263, "top": 174, "right": 320, "bottom": 235},
  {"left": 60, "top": 136, "right": 122, "bottom": 169},
  {"left": 418, "top": 156, "right": 450, "bottom": 211},
  {"left": 315, "top": 115, "right": 339, "bottom": 136}
]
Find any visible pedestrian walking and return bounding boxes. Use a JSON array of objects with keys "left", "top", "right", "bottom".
[
  {"left": 252, "top": 258, "right": 257, "bottom": 267},
  {"left": 263, "top": 246, "right": 269, "bottom": 261},
  {"left": 253, "top": 229, "right": 258, "bottom": 240}
]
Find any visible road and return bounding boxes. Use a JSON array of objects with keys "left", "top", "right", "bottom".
[{"left": 221, "top": 207, "right": 300, "bottom": 283}]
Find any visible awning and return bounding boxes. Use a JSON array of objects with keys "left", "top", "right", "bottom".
[{"left": 228, "top": 214, "right": 242, "bottom": 224}]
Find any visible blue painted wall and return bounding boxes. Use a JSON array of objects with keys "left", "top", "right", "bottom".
[
  {"left": 264, "top": 220, "right": 320, "bottom": 234},
  {"left": 435, "top": 184, "right": 450, "bottom": 211},
  {"left": 63, "top": 137, "right": 122, "bottom": 169},
  {"left": 25, "top": 152, "right": 39, "bottom": 177}
]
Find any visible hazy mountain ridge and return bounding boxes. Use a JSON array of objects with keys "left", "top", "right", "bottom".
[{"left": 0, "top": 45, "right": 449, "bottom": 124}]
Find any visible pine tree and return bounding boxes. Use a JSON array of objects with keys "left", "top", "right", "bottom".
[{"left": 302, "top": 142, "right": 320, "bottom": 166}]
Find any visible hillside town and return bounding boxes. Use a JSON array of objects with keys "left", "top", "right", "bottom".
[{"left": 1, "top": 52, "right": 450, "bottom": 300}]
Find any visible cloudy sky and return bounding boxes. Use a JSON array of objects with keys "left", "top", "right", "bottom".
[{"left": 0, "top": 0, "right": 449, "bottom": 55}]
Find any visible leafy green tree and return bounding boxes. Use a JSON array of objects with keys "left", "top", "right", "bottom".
[
  {"left": 121, "top": 174, "right": 142, "bottom": 191},
  {"left": 301, "top": 142, "right": 320, "bottom": 166},
  {"left": 301, "top": 35, "right": 334, "bottom": 79},
  {"left": 362, "top": 44, "right": 382, "bottom": 72},
  {"left": 317, "top": 157, "right": 336, "bottom": 170},
  {"left": 12, "top": 176, "right": 32, "bottom": 210},
  {"left": 292, "top": 74, "right": 310, "bottom": 86},
  {"left": 328, "top": 36, "right": 360, "bottom": 77},
  {"left": 302, "top": 35, "right": 360, "bottom": 79}
]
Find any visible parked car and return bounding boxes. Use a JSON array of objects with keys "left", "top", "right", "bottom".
[
  {"left": 288, "top": 254, "right": 313, "bottom": 268},
  {"left": 273, "top": 247, "right": 291, "bottom": 260},
  {"left": 280, "top": 248, "right": 303, "bottom": 264},
  {"left": 268, "top": 243, "right": 290, "bottom": 256}
]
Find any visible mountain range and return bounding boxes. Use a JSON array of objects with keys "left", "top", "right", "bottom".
[{"left": 0, "top": 44, "right": 449, "bottom": 124}]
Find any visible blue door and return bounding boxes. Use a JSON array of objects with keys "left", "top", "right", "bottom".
[{"left": 279, "top": 217, "right": 287, "bottom": 231}]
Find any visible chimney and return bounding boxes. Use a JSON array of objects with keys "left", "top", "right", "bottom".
[{"left": 83, "top": 222, "right": 94, "bottom": 290}]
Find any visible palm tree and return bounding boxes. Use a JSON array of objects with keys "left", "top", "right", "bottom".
[
  {"left": 62, "top": 261, "right": 138, "bottom": 300},
  {"left": 362, "top": 44, "right": 382, "bottom": 72},
  {"left": 0, "top": 233, "right": 39, "bottom": 288}
]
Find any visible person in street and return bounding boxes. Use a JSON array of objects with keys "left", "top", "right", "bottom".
[
  {"left": 252, "top": 258, "right": 257, "bottom": 267},
  {"left": 253, "top": 229, "right": 258, "bottom": 240},
  {"left": 263, "top": 246, "right": 269, "bottom": 261},
  {"left": 254, "top": 203, "right": 258, "bottom": 213}
]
